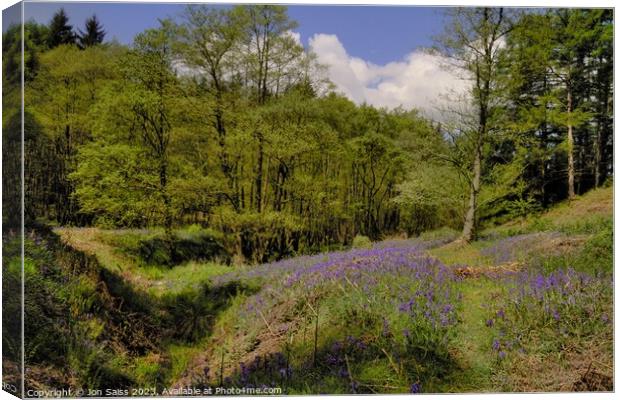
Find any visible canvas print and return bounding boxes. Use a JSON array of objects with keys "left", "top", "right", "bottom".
[{"left": 1, "top": 1, "right": 614, "bottom": 397}]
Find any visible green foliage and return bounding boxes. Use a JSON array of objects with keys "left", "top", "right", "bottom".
[
  {"left": 502, "top": 9, "right": 613, "bottom": 207},
  {"left": 580, "top": 220, "right": 613, "bottom": 272},
  {"left": 77, "top": 14, "right": 106, "bottom": 48},
  {"left": 47, "top": 8, "right": 75, "bottom": 48},
  {"left": 8, "top": 5, "right": 615, "bottom": 393},
  {"left": 2, "top": 21, "right": 49, "bottom": 84},
  {"left": 22, "top": 241, "right": 70, "bottom": 364},
  {"left": 133, "top": 355, "right": 162, "bottom": 387},
  {"left": 531, "top": 219, "right": 613, "bottom": 276},
  {"left": 419, "top": 227, "right": 460, "bottom": 243},
  {"left": 215, "top": 209, "right": 305, "bottom": 263},
  {"left": 136, "top": 230, "right": 230, "bottom": 267},
  {"left": 395, "top": 162, "right": 465, "bottom": 235},
  {"left": 3, "top": 233, "right": 136, "bottom": 390},
  {"left": 161, "top": 287, "right": 213, "bottom": 342},
  {"left": 351, "top": 235, "right": 372, "bottom": 249},
  {"left": 2, "top": 238, "right": 23, "bottom": 362},
  {"left": 32, "top": 6, "right": 444, "bottom": 258},
  {"left": 26, "top": 44, "right": 122, "bottom": 224}
]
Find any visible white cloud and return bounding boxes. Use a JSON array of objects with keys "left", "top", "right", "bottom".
[
  {"left": 308, "top": 33, "right": 469, "bottom": 120},
  {"left": 285, "top": 30, "right": 302, "bottom": 46}
]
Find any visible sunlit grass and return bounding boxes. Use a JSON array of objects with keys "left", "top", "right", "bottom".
[
  {"left": 428, "top": 240, "right": 494, "bottom": 267},
  {"left": 49, "top": 185, "right": 612, "bottom": 393},
  {"left": 165, "top": 342, "right": 205, "bottom": 385},
  {"left": 143, "top": 262, "right": 233, "bottom": 296},
  {"left": 482, "top": 186, "right": 612, "bottom": 238}
]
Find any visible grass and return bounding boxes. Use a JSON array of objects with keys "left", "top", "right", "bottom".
[
  {"left": 482, "top": 185, "right": 613, "bottom": 238},
  {"left": 55, "top": 227, "right": 234, "bottom": 297},
  {"left": 49, "top": 185, "right": 612, "bottom": 393},
  {"left": 141, "top": 261, "right": 233, "bottom": 295},
  {"left": 166, "top": 342, "right": 205, "bottom": 385},
  {"left": 428, "top": 240, "right": 494, "bottom": 268},
  {"left": 437, "top": 278, "right": 501, "bottom": 392}
]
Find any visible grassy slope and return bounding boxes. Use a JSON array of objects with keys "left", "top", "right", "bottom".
[
  {"left": 429, "top": 186, "right": 613, "bottom": 392},
  {"left": 54, "top": 227, "right": 233, "bottom": 296},
  {"left": 55, "top": 185, "right": 612, "bottom": 392},
  {"left": 54, "top": 227, "right": 238, "bottom": 387}
]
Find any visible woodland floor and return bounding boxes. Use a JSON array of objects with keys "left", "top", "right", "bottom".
[{"left": 51, "top": 185, "right": 613, "bottom": 394}]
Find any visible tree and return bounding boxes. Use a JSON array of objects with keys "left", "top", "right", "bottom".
[
  {"left": 27, "top": 45, "right": 121, "bottom": 224},
  {"left": 549, "top": 10, "right": 594, "bottom": 200},
  {"left": 71, "top": 25, "right": 180, "bottom": 236},
  {"left": 350, "top": 133, "right": 404, "bottom": 238},
  {"left": 243, "top": 5, "right": 300, "bottom": 212},
  {"left": 243, "top": 5, "right": 299, "bottom": 104},
  {"left": 436, "top": 8, "right": 512, "bottom": 242},
  {"left": 503, "top": 9, "right": 611, "bottom": 205},
  {"left": 174, "top": 5, "right": 249, "bottom": 211},
  {"left": 590, "top": 10, "right": 613, "bottom": 187},
  {"left": 502, "top": 12, "right": 560, "bottom": 207},
  {"left": 124, "top": 25, "right": 178, "bottom": 240},
  {"left": 78, "top": 15, "right": 106, "bottom": 49},
  {"left": 20, "top": 5, "right": 612, "bottom": 263},
  {"left": 48, "top": 8, "right": 75, "bottom": 48},
  {"left": 3, "top": 22, "right": 49, "bottom": 85}
]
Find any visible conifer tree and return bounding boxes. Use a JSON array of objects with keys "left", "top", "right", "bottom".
[
  {"left": 47, "top": 8, "right": 74, "bottom": 48},
  {"left": 78, "top": 14, "right": 106, "bottom": 48}
]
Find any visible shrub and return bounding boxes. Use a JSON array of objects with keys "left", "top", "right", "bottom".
[
  {"left": 160, "top": 287, "right": 212, "bottom": 342},
  {"left": 214, "top": 210, "right": 305, "bottom": 263},
  {"left": 2, "top": 238, "right": 23, "bottom": 362},
  {"left": 351, "top": 235, "right": 372, "bottom": 249},
  {"left": 136, "top": 229, "right": 231, "bottom": 267}
]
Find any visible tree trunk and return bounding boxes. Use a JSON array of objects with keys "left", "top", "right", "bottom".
[
  {"left": 461, "top": 141, "right": 482, "bottom": 242},
  {"left": 595, "top": 72, "right": 611, "bottom": 187},
  {"left": 160, "top": 160, "right": 174, "bottom": 263},
  {"left": 567, "top": 88, "right": 575, "bottom": 200},
  {"left": 594, "top": 123, "right": 601, "bottom": 188},
  {"left": 255, "top": 131, "right": 264, "bottom": 213}
]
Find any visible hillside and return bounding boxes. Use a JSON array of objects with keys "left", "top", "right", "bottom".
[{"left": 15, "top": 186, "right": 612, "bottom": 393}]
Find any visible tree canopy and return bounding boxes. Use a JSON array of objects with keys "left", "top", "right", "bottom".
[
  {"left": 78, "top": 14, "right": 106, "bottom": 48},
  {"left": 6, "top": 6, "right": 613, "bottom": 260}
]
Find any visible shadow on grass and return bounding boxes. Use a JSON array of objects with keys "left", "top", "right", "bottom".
[
  {"left": 91, "top": 254, "right": 258, "bottom": 349},
  {"left": 191, "top": 332, "right": 461, "bottom": 394},
  {"left": 21, "top": 226, "right": 259, "bottom": 391},
  {"left": 159, "top": 281, "right": 259, "bottom": 343}
]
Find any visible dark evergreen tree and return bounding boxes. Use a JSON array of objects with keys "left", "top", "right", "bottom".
[
  {"left": 47, "top": 8, "right": 75, "bottom": 47},
  {"left": 78, "top": 14, "right": 106, "bottom": 48}
]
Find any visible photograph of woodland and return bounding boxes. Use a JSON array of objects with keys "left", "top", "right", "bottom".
[{"left": 2, "top": 1, "right": 614, "bottom": 396}]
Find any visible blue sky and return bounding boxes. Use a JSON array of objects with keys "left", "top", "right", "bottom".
[
  {"left": 13, "top": 1, "right": 464, "bottom": 115},
  {"left": 21, "top": 1, "right": 445, "bottom": 65}
]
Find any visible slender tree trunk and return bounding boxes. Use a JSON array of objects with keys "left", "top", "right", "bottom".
[
  {"left": 160, "top": 165, "right": 171, "bottom": 224},
  {"left": 567, "top": 88, "right": 575, "bottom": 200},
  {"left": 595, "top": 76, "right": 611, "bottom": 187},
  {"left": 462, "top": 140, "right": 482, "bottom": 242},
  {"left": 160, "top": 159, "right": 174, "bottom": 263},
  {"left": 255, "top": 131, "right": 264, "bottom": 212},
  {"left": 594, "top": 123, "right": 601, "bottom": 188}
]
